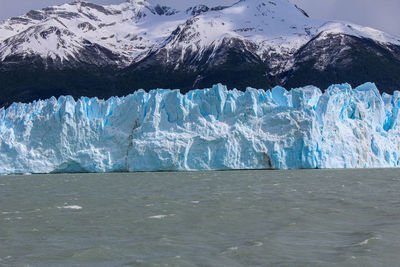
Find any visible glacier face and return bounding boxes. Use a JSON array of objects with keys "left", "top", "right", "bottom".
[{"left": 0, "top": 82, "right": 400, "bottom": 174}]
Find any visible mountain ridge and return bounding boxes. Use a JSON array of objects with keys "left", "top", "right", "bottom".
[{"left": 1, "top": 0, "right": 400, "bottom": 107}]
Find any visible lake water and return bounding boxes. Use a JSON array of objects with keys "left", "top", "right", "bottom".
[{"left": 1, "top": 169, "right": 400, "bottom": 266}]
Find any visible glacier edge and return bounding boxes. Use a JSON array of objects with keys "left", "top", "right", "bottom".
[{"left": 1, "top": 82, "right": 400, "bottom": 174}]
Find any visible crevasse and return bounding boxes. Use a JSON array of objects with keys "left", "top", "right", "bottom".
[{"left": 0, "top": 82, "right": 399, "bottom": 174}]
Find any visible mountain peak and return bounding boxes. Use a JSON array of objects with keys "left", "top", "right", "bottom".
[
  {"left": 149, "top": 4, "right": 179, "bottom": 16},
  {"left": 186, "top": 5, "right": 210, "bottom": 16},
  {"left": 228, "top": 0, "right": 311, "bottom": 19},
  {"left": 126, "top": 0, "right": 148, "bottom": 5}
]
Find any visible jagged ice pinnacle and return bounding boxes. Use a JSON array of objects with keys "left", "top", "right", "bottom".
[{"left": 1, "top": 82, "right": 400, "bottom": 174}]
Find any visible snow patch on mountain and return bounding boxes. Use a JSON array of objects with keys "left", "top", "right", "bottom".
[{"left": 319, "top": 21, "right": 400, "bottom": 46}]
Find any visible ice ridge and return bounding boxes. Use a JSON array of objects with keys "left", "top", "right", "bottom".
[{"left": 1, "top": 82, "right": 399, "bottom": 174}]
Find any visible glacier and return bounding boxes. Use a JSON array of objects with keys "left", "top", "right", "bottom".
[{"left": 0, "top": 82, "right": 400, "bottom": 174}]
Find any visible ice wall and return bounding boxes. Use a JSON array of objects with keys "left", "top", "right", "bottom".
[{"left": 1, "top": 83, "right": 399, "bottom": 174}]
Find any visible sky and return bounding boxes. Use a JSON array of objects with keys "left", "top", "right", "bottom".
[{"left": 1, "top": 0, "right": 399, "bottom": 37}]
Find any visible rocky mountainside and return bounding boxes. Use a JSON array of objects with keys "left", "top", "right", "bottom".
[{"left": 1, "top": 0, "right": 400, "bottom": 106}]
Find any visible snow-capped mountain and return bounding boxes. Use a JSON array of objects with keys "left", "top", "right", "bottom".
[
  {"left": 1, "top": 0, "right": 400, "bottom": 107},
  {"left": 0, "top": 0, "right": 186, "bottom": 65}
]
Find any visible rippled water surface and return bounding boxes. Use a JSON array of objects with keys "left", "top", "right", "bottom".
[{"left": 1, "top": 169, "right": 400, "bottom": 266}]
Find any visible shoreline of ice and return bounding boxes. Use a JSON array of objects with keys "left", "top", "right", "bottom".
[{"left": 1, "top": 82, "right": 399, "bottom": 174}]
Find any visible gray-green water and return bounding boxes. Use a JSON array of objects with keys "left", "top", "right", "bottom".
[{"left": 1, "top": 169, "right": 400, "bottom": 266}]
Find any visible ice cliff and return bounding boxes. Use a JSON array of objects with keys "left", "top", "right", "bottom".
[{"left": 1, "top": 83, "right": 400, "bottom": 174}]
